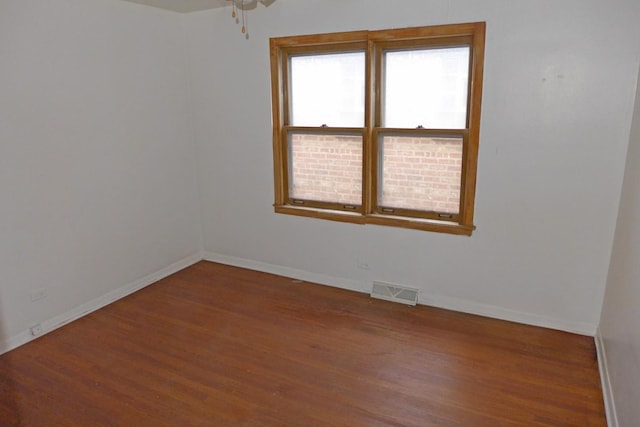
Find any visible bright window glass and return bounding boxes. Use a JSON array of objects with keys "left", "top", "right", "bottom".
[
  {"left": 383, "top": 47, "right": 470, "bottom": 129},
  {"left": 290, "top": 52, "right": 365, "bottom": 127}
]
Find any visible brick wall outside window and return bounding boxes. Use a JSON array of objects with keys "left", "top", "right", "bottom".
[
  {"left": 290, "top": 134, "right": 461, "bottom": 214},
  {"left": 290, "top": 133, "right": 362, "bottom": 205},
  {"left": 381, "top": 136, "right": 462, "bottom": 214}
]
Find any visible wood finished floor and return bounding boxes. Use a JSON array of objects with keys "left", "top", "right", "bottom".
[{"left": 0, "top": 261, "right": 605, "bottom": 426}]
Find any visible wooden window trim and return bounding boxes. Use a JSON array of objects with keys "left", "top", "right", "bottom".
[{"left": 270, "top": 22, "right": 485, "bottom": 236}]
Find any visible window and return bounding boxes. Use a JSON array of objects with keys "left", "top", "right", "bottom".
[{"left": 269, "top": 22, "right": 485, "bottom": 235}]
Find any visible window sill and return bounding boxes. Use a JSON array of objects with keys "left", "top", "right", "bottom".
[{"left": 274, "top": 205, "right": 475, "bottom": 236}]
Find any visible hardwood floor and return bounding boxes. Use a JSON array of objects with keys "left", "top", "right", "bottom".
[{"left": 0, "top": 261, "right": 605, "bottom": 426}]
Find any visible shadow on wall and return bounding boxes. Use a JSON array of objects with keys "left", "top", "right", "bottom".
[{"left": 0, "top": 305, "right": 22, "bottom": 425}]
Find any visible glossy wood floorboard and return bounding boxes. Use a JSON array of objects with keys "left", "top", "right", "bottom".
[{"left": 0, "top": 261, "right": 605, "bottom": 426}]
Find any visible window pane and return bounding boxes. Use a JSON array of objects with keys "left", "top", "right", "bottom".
[
  {"left": 289, "top": 132, "right": 362, "bottom": 205},
  {"left": 290, "top": 52, "right": 365, "bottom": 127},
  {"left": 379, "top": 134, "right": 462, "bottom": 214},
  {"left": 383, "top": 47, "right": 469, "bottom": 129}
]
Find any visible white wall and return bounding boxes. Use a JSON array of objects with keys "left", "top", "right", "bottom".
[
  {"left": 0, "top": 0, "right": 202, "bottom": 350},
  {"left": 598, "top": 69, "right": 640, "bottom": 426},
  {"left": 186, "top": 0, "right": 640, "bottom": 334}
]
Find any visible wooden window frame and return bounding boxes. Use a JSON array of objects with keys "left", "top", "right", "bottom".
[{"left": 269, "top": 22, "right": 485, "bottom": 236}]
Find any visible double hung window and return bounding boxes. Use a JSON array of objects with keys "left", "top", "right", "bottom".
[{"left": 269, "top": 22, "right": 485, "bottom": 235}]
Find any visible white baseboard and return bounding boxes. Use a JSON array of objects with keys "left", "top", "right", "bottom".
[
  {"left": 0, "top": 252, "right": 202, "bottom": 355},
  {"left": 203, "top": 252, "right": 368, "bottom": 294},
  {"left": 203, "top": 252, "right": 596, "bottom": 336},
  {"left": 595, "top": 331, "right": 618, "bottom": 427},
  {"left": 418, "top": 293, "right": 596, "bottom": 336},
  {"left": 1, "top": 250, "right": 597, "bottom": 355}
]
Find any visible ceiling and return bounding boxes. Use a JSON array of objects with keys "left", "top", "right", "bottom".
[{"left": 121, "top": 0, "right": 229, "bottom": 13}]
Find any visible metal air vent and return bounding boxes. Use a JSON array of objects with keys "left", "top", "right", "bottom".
[{"left": 371, "top": 282, "right": 418, "bottom": 306}]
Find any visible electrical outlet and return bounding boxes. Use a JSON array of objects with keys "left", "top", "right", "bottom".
[
  {"left": 357, "top": 261, "right": 370, "bottom": 270},
  {"left": 30, "top": 324, "right": 43, "bottom": 337},
  {"left": 30, "top": 288, "right": 48, "bottom": 302}
]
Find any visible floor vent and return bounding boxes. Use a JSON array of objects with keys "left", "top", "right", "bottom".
[{"left": 371, "top": 282, "right": 418, "bottom": 306}]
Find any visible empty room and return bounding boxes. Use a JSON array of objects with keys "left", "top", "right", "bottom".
[{"left": 1, "top": 0, "right": 639, "bottom": 425}]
